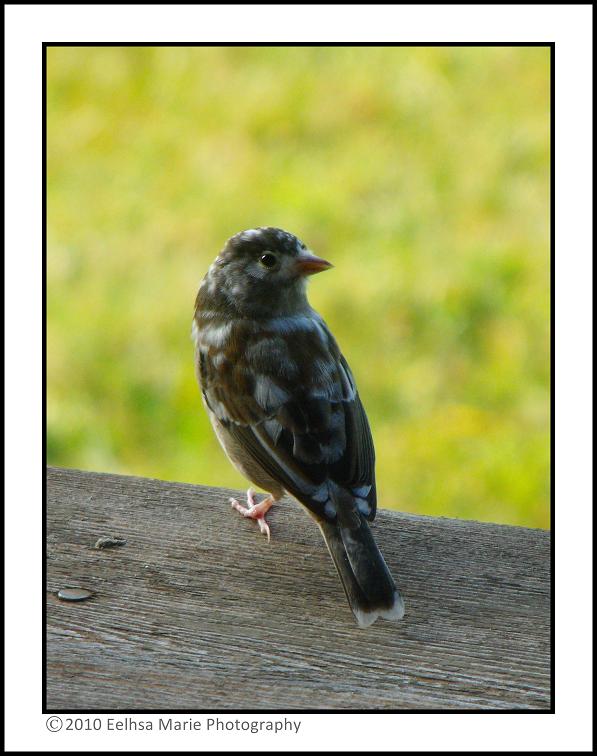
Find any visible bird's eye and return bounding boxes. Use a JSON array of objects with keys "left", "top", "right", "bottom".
[{"left": 259, "top": 252, "right": 278, "bottom": 269}]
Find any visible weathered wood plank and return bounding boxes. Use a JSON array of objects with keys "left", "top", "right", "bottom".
[{"left": 46, "top": 466, "right": 551, "bottom": 710}]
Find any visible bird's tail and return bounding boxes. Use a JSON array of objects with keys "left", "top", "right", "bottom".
[{"left": 318, "top": 516, "right": 405, "bottom": 628}]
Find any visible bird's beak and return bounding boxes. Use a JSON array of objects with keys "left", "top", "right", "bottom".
[{"left": 294, "top": 250, "right": 334, "bottom": 276}]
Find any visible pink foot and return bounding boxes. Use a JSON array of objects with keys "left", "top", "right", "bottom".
[{"left": 230, "top": 488, "right": 275, "bottom": 542}]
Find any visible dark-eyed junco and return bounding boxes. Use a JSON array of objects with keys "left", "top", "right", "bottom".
[{"left": 192, "top": 227, "right": 405, "bottom": 627}]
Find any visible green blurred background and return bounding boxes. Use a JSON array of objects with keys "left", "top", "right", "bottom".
[{"left": 47, "top": 46, "right": 550, "bottom": 528}]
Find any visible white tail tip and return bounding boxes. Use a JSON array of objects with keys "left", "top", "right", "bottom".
[{"left": 353, "top": 591, "right": 405, "bottom": 628}]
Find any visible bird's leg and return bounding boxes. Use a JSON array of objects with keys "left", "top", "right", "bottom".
[{"left": 230, "top": 488, "right": 276, "bottom": 542}]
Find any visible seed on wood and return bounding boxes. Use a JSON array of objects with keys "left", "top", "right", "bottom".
[
  {"left": 94, "top": 536, "right": 127, "bottom": 550},
  {"left": 57, "top": 588, "right": 93, "bottom": 602}
]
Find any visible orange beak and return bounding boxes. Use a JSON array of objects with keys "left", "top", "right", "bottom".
[{"left": 294, "top": 251, "right": 333, "bottom": 276}]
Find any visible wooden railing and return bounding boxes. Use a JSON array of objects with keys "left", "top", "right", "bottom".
[{"left": 46, "top": 466, "right": 551, "bottom": 710}]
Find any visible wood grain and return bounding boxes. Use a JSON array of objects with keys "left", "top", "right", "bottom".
[{"left": 46, "top": 466, "right": 551, "bottom": 711}]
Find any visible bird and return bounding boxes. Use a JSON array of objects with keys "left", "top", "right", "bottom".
[{"left": 192, "top": 227, "right": 405, "bottom": 627}]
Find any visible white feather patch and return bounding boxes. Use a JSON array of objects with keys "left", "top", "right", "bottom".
[
  {"left": 211, "top": 352, "right": 227, "bottom": 369},
  {"left": 197, "top": 321, "right": 232, "bottom": 348},
  {"left": 254, "top": 375, "right": 290, "bottom": 411},
  {"left": 240, "top": 228, "right": 262, "bottom": 240},
  {"left": 191, "top": 319, "right": 200, "bottom": 345}
]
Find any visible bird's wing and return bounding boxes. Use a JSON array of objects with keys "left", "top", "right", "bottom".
[{"left": 197, "top": 315, "right": 377, "bottom": 525}]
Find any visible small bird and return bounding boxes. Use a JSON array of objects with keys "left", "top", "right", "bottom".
[{"left": 192, "top": 227, "right": 405, "bottom": 627}]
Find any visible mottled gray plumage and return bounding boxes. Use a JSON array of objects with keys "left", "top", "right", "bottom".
[{"left": 193, "top": 227, "right": 404, "bottom": 627}]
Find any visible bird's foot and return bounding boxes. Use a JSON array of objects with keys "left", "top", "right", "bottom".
[{"left": 230, "top": 488, "right": 275, "bottom": 542}]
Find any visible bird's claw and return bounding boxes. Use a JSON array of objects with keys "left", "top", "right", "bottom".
[
  {"left": 256, "top": 515, "right": 271, "bottom": 542},
  {"left": 230, "top": 488, "right": 274, "bottom": 542}
]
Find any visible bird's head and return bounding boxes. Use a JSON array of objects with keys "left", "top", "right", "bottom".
[{"left": 200, "top": 227, "right": 333, "bottom": 318}]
